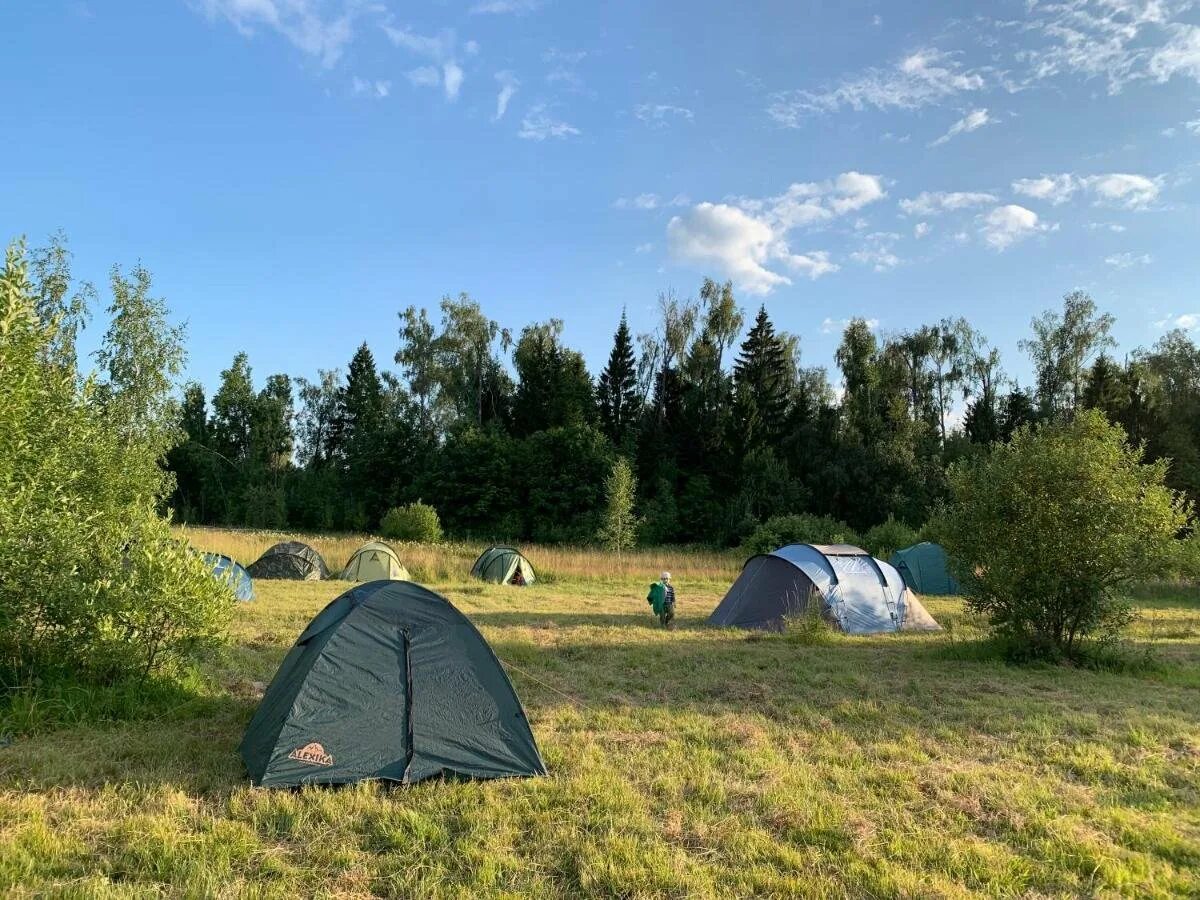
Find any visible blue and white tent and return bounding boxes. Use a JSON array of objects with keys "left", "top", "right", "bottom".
[
  {"left": 709, "top": 543, "right": 940, "bottom": 634},
  {"left": 203, "top": 552, "right": 255, "bottom": 602}
]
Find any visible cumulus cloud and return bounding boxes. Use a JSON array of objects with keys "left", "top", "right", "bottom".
[
  {"left": 634, "top": 242, "right": 654, "bottom": 254},
  {"left": 614, "top": 193, "right": 663, "bottom": 210},
  {"left": 406, "top": 66, "right": 441, "bottom": 88},
  {"left": 1013, "top": 172, "right": 1161, "bottom": 209},
  {"left": 493, "top": 71, "right": 519, "bottom": 120},
  {"left": 899, "top": 191, "right": 997, "bottom": 217},
  {"left": 1105, "top": 251, "right": 1152, "bottom": 268},
  {"left": 767, "top": 48, "right": 984, "bottom": 125},
  {"left": 666, "top": 204, "right": 838, "bottom": 295},
  {"left": 634, "top": 104, "right": 695, "bottom": 126},
  {"left": 980, "top": 204, "right": 1047, "bottom": 251},
  {"left": 914, "top": 221, "right": 931, "bottom": 239},
  {"left": 662, "top": 171, "right": 885, "bottom": 294},
  {"left": 929, "top": 108, "right": 992, "bottom": 146},
  {"left": 192, "top": 0, "right": 355, "bottom": 67},
  {"left": 518, "top": 104, "right": 580, "bottom": 140}
]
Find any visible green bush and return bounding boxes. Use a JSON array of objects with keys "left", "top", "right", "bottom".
[
  {"left": 0, "top": 240, "right": 231, "bottom": 685},
  {"left": 381, "top": 502, "right": 444, "bottom": 543},
  {"left": 862, "top": 515, "right": 919, "bottom": 560},
  {"left": 935, "top": 410, "right": 1191, "bottom": 662},
  {"left": 740, "top": 513, "right": 861, "bottom": 556}
]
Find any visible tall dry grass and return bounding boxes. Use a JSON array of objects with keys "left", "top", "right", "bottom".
[{"left": 175, "top": 525, "right": 742, "bottom": 583}]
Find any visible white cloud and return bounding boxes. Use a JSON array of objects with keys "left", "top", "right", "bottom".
[
  {"left": 767, "top": 48, "right": 984, "bottom": 125},
  {"left": 542, "top": 48, "right": 587, "bottom": 65},
  {"left": 470, "top": 0, "right": 540, "bottom": 13},
  {"left": 663, "top": 172, "right": 882, "bottom": 294},
  {"left": 1148, "top": 22, "right": 1200, "bottom": 83},
  {"left": 1086, "top": 221, "right": 1127, "bottom": 233},
  {"left": 406, "top": 66, "right": 441, "bottom": 88},
  {"left": 518, "top": 104, "right": 580, "bottom": 141},
  {"left": 1012, "top": 174, "right": 1080, "bottom": 205},
  {"left": 1105, "top": 251, "right": 1152, "bottom": 268},
  {"left": 192, "top": 0, "right": 355, "bottom": 68},
  {"left": 914, "top": 221, "right": 931, "bottom": 239},
  {"left": 635, "top": 242, "right": 654, "bottom": 254},
  {"left": 1019, "top": 0, "right": 1200, "bottom": 93},
  {"left": 929, "top": 108, "right": 992, "bottom": 147},
  {"left": 352, "top": 77, "right": 390, "bottom": 98},
  {"left": 383, "top": 23, "right": 471, "bottom": 102},
  {"left": 822, "top": 316, "right": 879, "bottom": 334},
  {"left": 666, "top": 203, "right": 838, "bottom": 295},
  {"left": 1187, "top": 116, "right": 1200, "bottom": 134},
  {"left": 634, "top": 104, "right": 694, "bottom": 126},
  {"left": 493, "top": 71, "right": 519, "bottom": 120},
  {"left": 614, "top": 193, "right": 662, "bottom": 210},
  {"left": 899, "top": 191, "right": 997, "bottom": 216},
  {"left": 980, "top": 204, "right": 1047, "bottom": 251},
  {"left": 1088, "top": 172, "right": 1161, "bottom": 208},
  {"left": 850, "top": 232, "right": 902, "bottom": 271},
  {"left": 442, "top": 62, "right": 464, "bottom": 101},
  {"left": 1013, "top": 172, "right": 1162, "bottom": 209},
  {"left": 1155, "top": 312, "right": 1200, "bottom": 331}
]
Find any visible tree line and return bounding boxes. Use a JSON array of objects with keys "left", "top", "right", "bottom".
[{"left": 164, "top": 278, "right": 1200, "bottom": 547}]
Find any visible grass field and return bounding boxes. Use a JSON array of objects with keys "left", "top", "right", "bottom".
[{"left": 1, "top": 532, "right": 1198, "bottom": 897}]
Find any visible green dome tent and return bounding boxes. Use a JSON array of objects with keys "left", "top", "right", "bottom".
[
  {"left": 471, "top": 547, "right": 536, "bottom": 585},
  {"left": 247, "top": 541, "right": 329, "bottom": 581},
  {"left": 339, "top": 541, "right": 410, "bottom": 582},
  {"left": 889, "top": 542, "right": 960, "bottom": 596},
  {"left": 239, "top": 580, "right": 546, "bottom": 787}
]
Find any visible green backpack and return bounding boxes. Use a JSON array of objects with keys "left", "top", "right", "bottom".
[{"left": 647, "top": 581, "right": 666, "bottom": 615}]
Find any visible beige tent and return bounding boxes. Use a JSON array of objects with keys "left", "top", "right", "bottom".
[{"left": 339, "top": 541, "right": 410, "bottom": 582}]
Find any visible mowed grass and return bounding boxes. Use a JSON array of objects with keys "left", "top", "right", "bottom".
[{"left": 1, "top": 536, "right": 1198, "bottom": 897}]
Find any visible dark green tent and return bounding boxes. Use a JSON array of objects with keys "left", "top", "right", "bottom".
[
  {"left": 889, "top": 542, "right": 960, "bottom": 596},
  {"left": 247, "top": 541, "right": 329, "bottom": 581},
  {"left": 471, "top": 546, "right": 536, "bottom": 585},
  {"left": 240, "top": 580, "right": 546, "bottom": 787}
]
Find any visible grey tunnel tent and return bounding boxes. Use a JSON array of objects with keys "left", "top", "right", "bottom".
[
  {"left": 339, "top": 541, "right": 410, "bottom": 582},
  {"left": 240, "top": 579, "right": 546, "bottom": 787},
  {"left": 889, "top": 542, "right": 960, "bottom": 596},
  {"left": 471, "top": 547, "right": 536, "bottom": 585},
  {"left": 709, "top": 543, "right": 941, "bottom": 635},
  {"left": 246, "top": 541, "right": 329, "bottom": 581}
]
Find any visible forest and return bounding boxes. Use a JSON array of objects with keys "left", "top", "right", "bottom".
[{"left": 163, "top": 273, "right": 1200, "bottom": 547}]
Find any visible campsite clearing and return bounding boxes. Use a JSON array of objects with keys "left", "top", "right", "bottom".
[{"left": 0, "top": 537, "right": 1197, "bottom": 897}]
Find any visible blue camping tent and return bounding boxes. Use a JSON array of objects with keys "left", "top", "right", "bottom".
[{"left": 204, "top": 552, "right": 255, "bottom": 602}]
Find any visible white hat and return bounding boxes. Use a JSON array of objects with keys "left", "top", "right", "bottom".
[{"left": 661, "top": 571, "right": 671, "bottom": 581}]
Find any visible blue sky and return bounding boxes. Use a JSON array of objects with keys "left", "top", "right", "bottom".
[{"left": 3, "top": 1, "right": 1199, "bottom": 396}]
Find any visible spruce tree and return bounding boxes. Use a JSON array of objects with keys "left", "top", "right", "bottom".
[
  {"left": 732, "top": 306, "right": 790, "bottom": 449},
  {"left": 597, "top": 310, "right": 640, "bottom": 446}
]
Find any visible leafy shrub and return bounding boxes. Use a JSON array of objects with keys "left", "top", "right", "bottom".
[
  {"left": 935, "top": 410, "right": 1191, "bottom": 662},
  {"left": 740, "top": 514, "right": 861, "bottom": 556},
  {"left": 862, "top": 515, "right": 919, "bottom": 560},
  {"left": 0, "top": 240, "right": 231, "bottom": 684},
  {"left": 381, "top": 502, "right": 444, "bottom": 543}
]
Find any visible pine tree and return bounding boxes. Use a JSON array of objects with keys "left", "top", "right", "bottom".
[
  {"left": 732, "top": 306, "right": 790, "bottom": 449},
  {"left": 597, "top": 310, "right": 640, "bottom": 446}
]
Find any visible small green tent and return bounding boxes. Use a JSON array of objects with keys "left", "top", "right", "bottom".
[
  {"left": 471, "top": 547, "right": 536, "bottom": 585},
  {"left": 240, "top": 580, "right": 546, "bottom": 787},
  {"left": 247, "top": 541, "right": 329, "bottom": 581},
  {"left": 339, "top": 541, "right": 410, "bottom": 582},
  {"left": 889, "top": 542, "right": 960, "bottom": 596}
]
